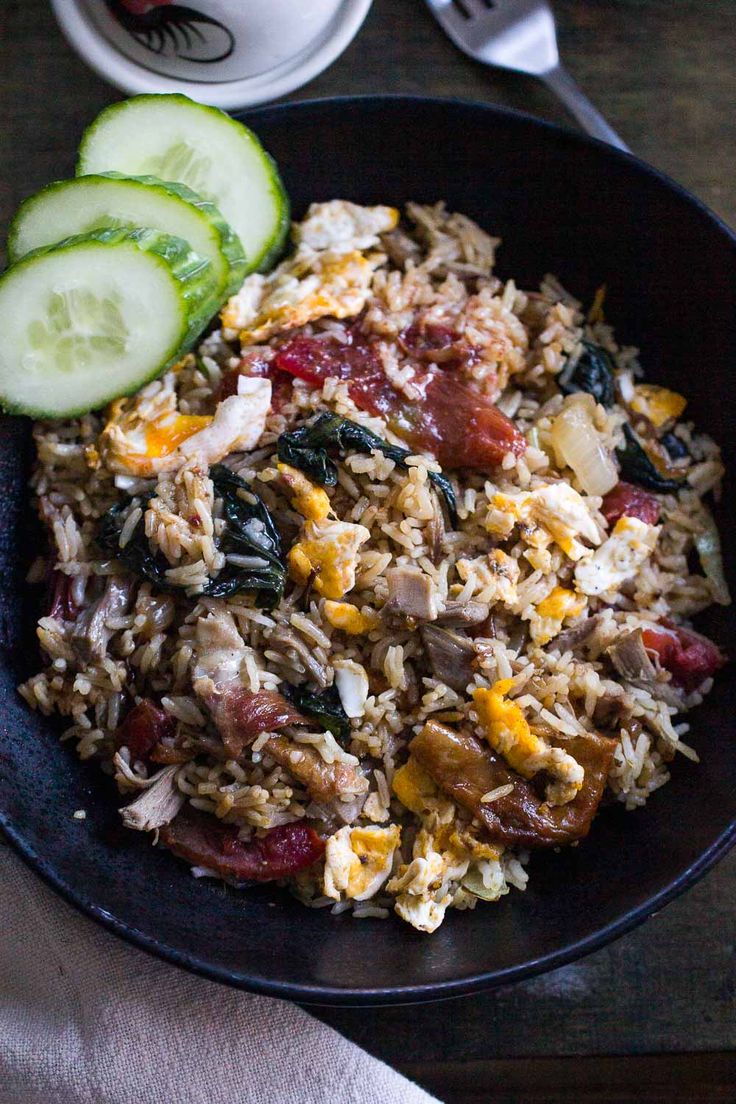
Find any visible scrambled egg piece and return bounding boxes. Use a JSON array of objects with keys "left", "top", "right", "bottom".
[
  {"left": 294, "top": 200, "right": 399, "bottom": 253},
  {"left": 530, "top": 585, "right": 587, "bottom": 645},
  {"left": 333, "top": 659, "right": 369, "bottom": 719},
  {"left": 385, "top": 799, "right": 505, "bottom": 931},
  {"left": 277, "top": 463, "right": 331, "bottom": 521},
  {"left": 391, "top": 756, "right": 439, "bottom": 814},
  {"left": 455, "top": 549, "right": 520, "bottom": 607},
  {"left": 473, "top": 681, "right": 536, "bottom": 772},
  {"left": 524, "top": 546, "right": 553, "bottom": 573},
  {"left": 444, "top": 826, "right": 501, "bottom": 863},
  {"left": 629, "top": 384, "right": 686, "bottom": 428},
  {"left": 323, "top": 824, "right": 401, "bottom": 901},
  {"left": 288, "top": 517, "right": 370, "bottom": 599},
  {"left": 221, "top": 202, "right": 398, "bottom": 343},
  {"left": 473, "top": 680, "right": 584, "bottom": 805},
  {"left": 323, "top": 600, "right": 378, "bottom": 635},
  {"left": 225, "top": 252, "right": 379, "bottom": 343},
  {"left": 388, "top": 825, "right": 470, "bottom": 934},
  {"left": 575, "top": 516, "right": 660, "bottom": 597},
  {"left": 485, "top": 484, "right": 601, "bottom": 561},
  {"left": 96, "top": 374, "right": 271, "bottom": 477}
]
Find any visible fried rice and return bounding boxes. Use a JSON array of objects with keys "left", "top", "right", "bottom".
[{"left": 20, "top": 199, "right": 730, "bottom": 932}]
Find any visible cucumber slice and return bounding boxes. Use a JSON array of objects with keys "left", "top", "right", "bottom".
[
  {"left": 0, "top": 226, "right": 218, "bottom": 418},
  {"left": 8, "top": 173, "right": 247, "bottom": 300},
  {"left": 77, "top": 94, "right": 289, "bottom": 275}
]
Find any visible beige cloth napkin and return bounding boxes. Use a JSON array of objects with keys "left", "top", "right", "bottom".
[{"left": 0, "top": 846, "right": 438, "bottom": 1104}]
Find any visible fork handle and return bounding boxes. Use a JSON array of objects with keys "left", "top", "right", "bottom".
[{"left": 542, "top": 64, "right": 629, "bottom": 152}]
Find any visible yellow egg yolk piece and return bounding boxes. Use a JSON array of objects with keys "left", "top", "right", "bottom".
[
  {"left": 145, "top": 414, "right": 212, "bottom": 459},
  {"left": 473, "top": 681, "right": 585, "bottom": 805},
  {"left": 536, "top": 586, "right": 582, "bottom": 621},
  {"left": 530, "top": 585, "right": 588, "bottom": 646},
  {"left": 323, "top": 824, "right": 401, "bottom": 901},
  {"left": 288, "top": 517, "right": 370, "bottom": 599},
  {"left": 323, "top": 600, "right": 378, "bottom": 635},
  {"left": 347, "top": 826, "right": 401, "bottom": 897},
  {"left": 630, "top": 384, "right": 686, "bottom": 428},
  {"left": 391, "top": 757, "right": 438, "bottom": 814},
  {"left": 473, "top": 680, "right": 540, "bottom": 779},
  {"left": 277, "top": 462, "right": 331, "bottom": 522}
]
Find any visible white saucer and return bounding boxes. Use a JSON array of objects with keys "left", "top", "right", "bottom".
[{"left": 50, "top": 0, "right": 373, "bottom": 109}]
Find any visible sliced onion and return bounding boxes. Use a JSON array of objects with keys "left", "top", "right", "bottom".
[
  {"left": 334, "top": 660, "right": 369, "bottom": 719},
  {"left": 461, "top": 865, "right": 503, "bottom": 902},
  {"left": 617, "top": 370, "right": 636, "bottom": 403},
  {"left": 551, "top": 393, "right": 618, "bottom": 496},
  {"left": 695, "top": 508, "right": 731, "bottom": 606}
]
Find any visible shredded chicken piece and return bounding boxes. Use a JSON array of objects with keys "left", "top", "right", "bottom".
[
  {"left": 383, "top": 566, "right": 438, "bottom": 621},
  {"left": 71, "top": 576, "right": 134, "bottom": 662},
  {"left": 119, "top": 765, "right": 184, "bottom": 831},
  {"left": 420, "top": 624, "right": 476, "bottom": 692},
  {"left": 607, "top": 629, "right": 658, "bottom": 681},
  {"left": 607, "top": 628, "right": 683, "bottom": 708},
  {"left": 436, "top": 599, "right": 491, "bottom": 628},
  {"left": 269, "top": 623, "right": 330, "bottom": 688}
]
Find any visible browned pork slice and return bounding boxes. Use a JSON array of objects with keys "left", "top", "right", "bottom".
[
  {"left": 204, "top": 686, "right": 308, "bottom": 759},
  {"left": 198, "top": 683, "right": 367, "bottom": 800},
  {"left": 409, "top": 719, "right": 616, "bottom": 849},
  {"left": 263, "top": 734, "right": 368, "bottom": 803},
  {"left": 435, "top": 598, "right": 490, "bottom": 628},
  {"left": 192, "top": 612, "right": 367, "bottom": 799},
  {"left": 192, "top": 613, "right": 307, "bottom": 756}
]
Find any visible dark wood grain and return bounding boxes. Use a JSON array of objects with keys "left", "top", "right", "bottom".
[
  {"left": 0, "top": 2, "right": 734, "bottom": 1101},
  {"left": 400, "top": 1052, "right": 736, "bottom": 1104},
  {"left": 315, "top": 852, "right": 736, "bottom": 1059}
]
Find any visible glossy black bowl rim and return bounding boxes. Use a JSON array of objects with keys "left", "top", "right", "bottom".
[{"left": 4, "top": 94, "right": 736, "bottom": 1006}]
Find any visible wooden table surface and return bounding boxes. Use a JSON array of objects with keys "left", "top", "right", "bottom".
[{"left": 1, "top": 1, "right": 734, "bottom": 1100}]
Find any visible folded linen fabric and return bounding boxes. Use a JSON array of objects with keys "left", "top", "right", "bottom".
[{"left": 0, "top": 846, "right": 437, "bottom": 1104}]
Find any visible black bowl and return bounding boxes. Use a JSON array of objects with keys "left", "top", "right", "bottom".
[{"left": 1, "top": 97, "right": 735, "bottom": 1005}]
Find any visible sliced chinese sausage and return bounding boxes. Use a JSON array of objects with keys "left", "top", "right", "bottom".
[
  {"left": 159, "top": 810, "right": 325, "bottom": 882},
  {"left": 273, "top": 332, "right": 525, "bottom": 469},
  {"left": 115, "top": 699, "right": 177, "bottom": 765},
  {"left": 641, "top": 620, "right": 726, "bottom": 692},
  {"left": 601, "top": 481, "right": 661, "bottom": 526},
  {"left": 409, "top": 719, "right": 616, "bottom": 849}
]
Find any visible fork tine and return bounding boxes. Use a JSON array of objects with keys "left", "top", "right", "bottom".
[
  {"left": 425, "top": 0, "right": 475, "bottom": 35},
  {"left": 459, "top": 0, "right": 497, "bottom": 14}
]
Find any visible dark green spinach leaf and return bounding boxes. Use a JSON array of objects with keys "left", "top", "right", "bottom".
[
  {"left": 281, "top": 682, "right": 351, "bottom": 744},
  {"left": 661, "top": 430, "right": 690, "bottom": 461},
  {"left": 98, "top": 501, "right": 170, "bottom": 590},
  {"left": 277, "top": 412, "right": 458, "bottom": 526},
  {"left": 202, "top": 465, "right": 285, "bottom": 604},
  {"left": 616, "top": 424, "right": 686, "bottom": 493},
  {"left": 559, "top": 341, "right": 616, "bottom": 408},
  {"left": 98, "top": 465, "right": 286, "bottom": 607}
]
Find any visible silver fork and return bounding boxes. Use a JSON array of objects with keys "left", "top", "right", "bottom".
[{"left": 425, "top": 0, "right": 629, "bottom": 151}]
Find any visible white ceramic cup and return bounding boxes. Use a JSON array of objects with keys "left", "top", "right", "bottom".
[{"left": 51, "top": 0, "right": 373, "bottom": 108}]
